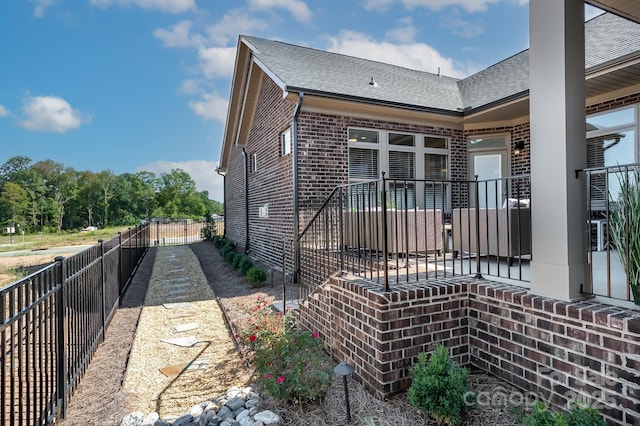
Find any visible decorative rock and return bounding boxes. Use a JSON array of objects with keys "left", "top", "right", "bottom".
[
  {"left": 121, "top": 412, "right": 144, "bottom": 426},
  {"left": 235, "top": 409, "right": 250, "bottom": 423},
  {"left": 220, "top": 419, "right": 239, "bottom": 426},
  {"left": 190, "top": 404, "right": 204, "bottom": 418},
  {"left": 253, "top": 411, "right": 280, "bottom": 425},
  {"left": 216, "top": 406, "right": 233, "bottom": 420},
  {"left": 238, "top": 417, "right": 254, "bottom": 426},
  {"left": 201, "top": 412, "right": 221, "bottom": 426},
  {"left": 153, "top": 420, "right": 170, "bottom": 426},
  {"left": 141, "top": 412, "right": 159, "bottom": 426},
  {"left": 226, "top": 396, "right": 245, "bottom": 411},
  {"left": 173, "top": 414, "right": 194, "bottom": 426},
  {"left": 251, "top": 422, "right": 264, "bottom": 426},
  {"left": 245, "top": 399, "right": 259, "bottom": 409}
]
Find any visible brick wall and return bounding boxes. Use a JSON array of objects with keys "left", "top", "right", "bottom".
[{"left": 298, "top": 277, "right": 640, "bottom": 424}]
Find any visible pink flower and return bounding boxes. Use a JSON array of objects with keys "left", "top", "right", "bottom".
[
  {"left": 277, "top": 375, "right": 285, "bottom": 384},
  {"left": 312, "top": 332, "right": 319, "bottom": 338},
  {"left": 249, "top": 335, "right": 257, "bottom": 342},
  {"left": 264, "top": 373, "right": 271, "bottom": 379}
]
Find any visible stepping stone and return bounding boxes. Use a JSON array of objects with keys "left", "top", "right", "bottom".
[
  {"left": 168, "top": 312, "right": 196, "bottom": 320},
  {"left": 166, "top": 288, "right": 188, "bottom": 296},
  {"left": 161, "top": 336, "right": 204, "bottom": 347},
  {"left": 163, "top": 302, "right": 194, "bottom": 310},
  {"left": 159, "top": 358, "right": 210, "bottom": 377},
  {"left": 167, "top": 269, "right": 186, "bottom": 273},
  {"left": 171, "top": 322, "right": 199, "bottom": 333},
  {"left": 166, "top": 278, "right": 190, "bottom": 283}
]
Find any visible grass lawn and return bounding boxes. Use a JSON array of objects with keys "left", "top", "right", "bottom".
[{"left": 0, "top": 227, "right": 129, "bottom": 287}]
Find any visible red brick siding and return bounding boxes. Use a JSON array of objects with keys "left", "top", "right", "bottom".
[{"left": 298, "top": 278, "right": 640, "bottom": 424}]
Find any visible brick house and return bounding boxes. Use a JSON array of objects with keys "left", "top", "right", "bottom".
[{"left": 218, "top": 4, "right": 640, "bottom": 424}]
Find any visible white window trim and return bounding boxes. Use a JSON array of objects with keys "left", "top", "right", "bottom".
[
  {"left": 347, "top": 127, "right": 451, "bottom": 210},
  {"left": 281, "top": 128, "right": 292, "bottom": 156}
]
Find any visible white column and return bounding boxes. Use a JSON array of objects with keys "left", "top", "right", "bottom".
[{"left": 529, "top": 0, "right": 588, "bottom": 300}]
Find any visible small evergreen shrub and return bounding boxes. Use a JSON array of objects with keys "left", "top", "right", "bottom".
[
  {"left": 231, "top": 252, "right": 243, "bottom": 269},
  {"left": 212, "top": 235, "right": 223, "bottom": 248},
  {"left": 220, "top": 241, "right": 235, "bottom": 257},
  {"left": 239, "top": 256, "right": 253, "bottom": 275},
  {"left": 246, "top": 266, "right": 266, "bottom": 287},
  {"left": 224, "top": 250, "right": 236, "bottom": 264},
  {"left": 523, "top": 401, "right": 605, "bottom": 426},
  {"left": 408, "top": 344, "right": 475, "bottom": 426}
]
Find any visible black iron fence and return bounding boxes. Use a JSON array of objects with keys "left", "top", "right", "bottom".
[
  {"left": 290, "top": 174, "right": 532, "bottom": 302},
  {"left": 149, "top": 218, "right": 220, "bottom": 246},
  {"left": 581, "top": 163, "right": 640, "bottom": 303},
  {"left": 0, "top": 225, "right": 150, "bottom": 425}
]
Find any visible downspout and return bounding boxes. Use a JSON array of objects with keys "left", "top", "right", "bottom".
[
  {"left": 215, "top": 167, "right": 226, "bottom": 237},
  {"left": 292, "top": 92, "right": 304, "bottom": 282},
  {"left": 241, "top": 148, "right": 250, "bottom": 253},
  {"left": 292, "top": 92, "right": 304, "bottom": 240}
]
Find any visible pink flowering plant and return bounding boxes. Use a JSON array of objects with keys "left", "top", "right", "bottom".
[{"left": 239, "top": 296, "right": 333, "bottom": 402}]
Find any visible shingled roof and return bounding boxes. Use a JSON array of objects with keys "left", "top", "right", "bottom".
[{"left": 241, "top": 12, "right": 640, "bottom": 115}]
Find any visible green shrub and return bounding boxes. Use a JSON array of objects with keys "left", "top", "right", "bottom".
[
  {"left": 224, "top": 250, "right": 236, "bottom": 264},
  {"left": 220, "top": 240, "right": 235, "bottom": 256},
  {"left": 212, "top": 235, "right": 224, "bottom": 248},
  {"left": 231, "top": 252, "right": 243, "bottom": 269},
  {"left": 246, "top": 266, "right": 266, "bottom": 287},
  {"left": 240, "top": 296, "right": 333, "bottom": 402},
  {"left": 407, "top": 344, "right": 474, "bottom": 426},
  {"left": 239, "top": 256, "right": 253, "bottom": 275},
  {"left": 523, "top": 401, "right": 605, "bottom": 426}
]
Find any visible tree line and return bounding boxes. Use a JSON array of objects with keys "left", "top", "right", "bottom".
[{"left": 0, "top": 156, "right": 223, "bottom": 233}]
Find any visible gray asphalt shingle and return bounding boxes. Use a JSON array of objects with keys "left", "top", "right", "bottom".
[{"left": 242, "top": 12, "right": 640, "bottom": 114}]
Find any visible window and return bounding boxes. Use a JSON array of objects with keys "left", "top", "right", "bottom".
[
  {"left": 389, "top": 150, "right": 415, "bottom": 208},
  {"left": 281, "top": 128, "right": 292, "bottom": 156},
  {"left": 346, "top": 128, "right": 450, "bottom": 211},
  {"left": 250, "top": 153, "right": 257, "bottom": 172},
  {"left": 425, "top": 153, "right": 449, "bottom": 210},
  {"left": 586, "top": 106, "right": 637, "bottom": 168}
]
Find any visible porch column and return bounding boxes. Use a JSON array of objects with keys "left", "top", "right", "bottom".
[{"left": 529, "top": 0, "right": 587, "bottom": 300}]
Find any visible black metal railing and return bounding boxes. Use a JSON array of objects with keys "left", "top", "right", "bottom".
[
  {"left": 149, "top": 218, "right": 218, "bottom": 246},
  {"left": 1, "top": 224, "right": 150, "bottom": 425},
  {"left": 289, "top": 174, "right": 532, "bottom": 302},
  {"left": 581, "top": 163, "right": 640, "bottom": 303}
]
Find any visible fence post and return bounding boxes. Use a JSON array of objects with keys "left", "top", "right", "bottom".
[
  {"left": 128, "top": 228, "right": 132, "bottom": 280},
  {"left": 55, "top": 256, "right": 67, "bottom": 420},
  {"left": 339, "top": 186, "right": 345, "bottom": 272},
  {"left": 118, "top": 231, "right": 123, "bottom": 301},
  {"left": 99, "top": 239, "right": 106, "bottom": 342},
  {"left": 474, "top": 176, "right": 483, "bottom": 279},
  {"left": 381, "top": 173, "right": 390, "bottom": 291}
]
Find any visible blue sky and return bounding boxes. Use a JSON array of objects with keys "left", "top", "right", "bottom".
[{"left": 0, "top": 0, "right": 602, "bottom": 203}]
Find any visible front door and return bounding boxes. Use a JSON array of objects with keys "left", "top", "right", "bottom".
[{"left": 468, "top": 136, "right": 510, "bottom": 208}]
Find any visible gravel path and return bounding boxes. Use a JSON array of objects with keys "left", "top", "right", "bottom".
[{"left": 61, "top": 243, "right": 265, "bottom": 425}]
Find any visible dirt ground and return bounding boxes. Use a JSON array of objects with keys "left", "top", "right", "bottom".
[{"left": 60, "top": 241, "right": 523, "bottom": 425}]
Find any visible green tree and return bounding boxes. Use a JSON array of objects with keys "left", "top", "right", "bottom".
[
  {"left": 155, "top": 169, "right": 205, "bottom": 218},
  {"left": 0, "top": 182, "right": 29, "bottom": 231}
]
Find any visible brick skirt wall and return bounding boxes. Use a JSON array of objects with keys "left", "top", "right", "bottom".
[{"left": 298, "top": 276, "right": 640, "bottom": 425}]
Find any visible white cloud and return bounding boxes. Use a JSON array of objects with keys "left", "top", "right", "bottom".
[
  {"left": 0, "top": 105, "right": 9, "bottom": 117},
  {"left": 179, "top": 79, "right": 202, "bottom": 95},
  {"left": 30, "top": 0, "right": 55, "bottom": 18},
  {"left": 386, "top": 17, "right": 418, "bottom": 43},
  {"left": 188, "top": 92, "right": 228, "bottom": 122},
  {"left": 198, "top": 46, "right": 237, "bottom": 78},
  {"left": 90, "top": 0, "right": 196, "bottom": 14},
  {"left": 441, "top": 15, "right": 484, "bottom": 38},
  {"left": 18, "top": 95, "right": 91, "bottom": 133},
  {"left": 137, "top": 160, "right": 224, "bottom": 201},
  {"left": 363, "top": 0, "right": 395, "bottom": 12},
  {"left": 327, "top": 31, "right": 467, "bottom": 78},
  {"left": 248, "top": 0, "right": 312, "bottom": 22},
  {"left": 205, "top": 10, "right": 268, "bottom": 46},
  {"left": 403, "top": 0, "right": 499, "bottom": 12},
  {"left": 153, "top": 20, "right": 203, "bottom": 47}
]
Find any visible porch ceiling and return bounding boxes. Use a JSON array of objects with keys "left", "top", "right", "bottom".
[{"left": 586, "top": 0, "right": 640, "bottom": 24}]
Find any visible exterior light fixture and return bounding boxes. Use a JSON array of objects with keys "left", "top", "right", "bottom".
[
  {"left": 334, "top": 361, "right": 355, "bottom": 423},
  {"left": 514, "top": 141, "right": 525, "bottom": 154}
]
